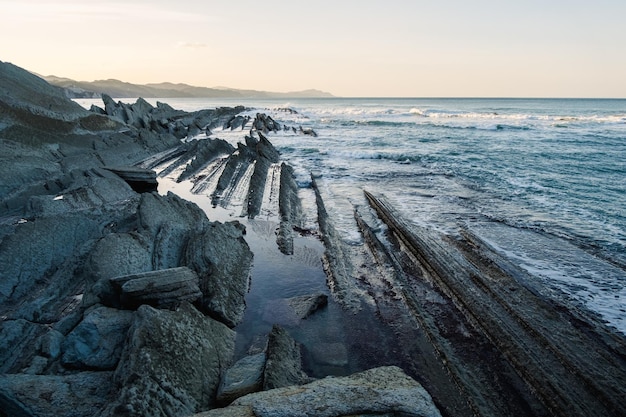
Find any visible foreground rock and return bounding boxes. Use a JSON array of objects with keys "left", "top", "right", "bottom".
[
  {"left": 197, "top": 366, "right": 442, "bottom": 417},
  {"left": 104, "top": 303, "right": 235, "bottom": 417}
]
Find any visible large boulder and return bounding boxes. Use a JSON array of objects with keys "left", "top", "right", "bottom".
[
  {"left": 137, "top": 192, "right": 211, "bottom": 269},
  {"left": 61, "top": 306, "right": 133, "bottom": 370},
  {"left": 85, "top": 232, "right": 153, "bottom": 283},
  {"left": 105, "top": 303, "right": 235, "bottom": 417},
  {"left": 195, "top": 366, "right": 442, "bottom": 417},
  {"left": 183, "top": 221, "right": 253, "bottom": 328}
]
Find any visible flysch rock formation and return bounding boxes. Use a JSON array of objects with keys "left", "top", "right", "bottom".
[
  {"left": 0, "top": 60, "right": 441, "bottom": 417},
  {"left": 310, "top": 181, "right": 626, "bottom": 417}
]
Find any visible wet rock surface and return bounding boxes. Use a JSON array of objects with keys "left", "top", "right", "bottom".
[{"left": 217, "top": 353, "right": 266, "bottom": 406}]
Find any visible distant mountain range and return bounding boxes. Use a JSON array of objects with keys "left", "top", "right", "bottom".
[{"left": 41, "top": 75, "right": 334, "bottom": 99}]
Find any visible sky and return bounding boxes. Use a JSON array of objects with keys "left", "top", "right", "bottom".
[{"left": 2, "top": 0, "right": 626, "bottom": 97}]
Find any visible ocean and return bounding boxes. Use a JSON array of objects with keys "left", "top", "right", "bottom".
[{"left": 78, "top": 97, "right": 626, "bottom": 334}]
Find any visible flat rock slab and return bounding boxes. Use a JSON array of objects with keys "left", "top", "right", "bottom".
[
  {"left": 110, "top": 266, "right": 202, "bottom": 310},
  {"left": 196, "top": 366, "right": 442, "bottom": 417}
]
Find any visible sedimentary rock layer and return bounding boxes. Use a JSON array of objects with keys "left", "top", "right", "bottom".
[{"left": 362, "top": 190, "right": 626, "bottom": 417}]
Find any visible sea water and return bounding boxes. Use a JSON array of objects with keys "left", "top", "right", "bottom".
[{"left": 77, "top": 97, "right": 626, "bottom": 334}]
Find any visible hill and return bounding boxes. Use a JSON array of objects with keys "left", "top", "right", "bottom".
[{"left": 42, "top": 75, "right": 334, "bottom": 99}]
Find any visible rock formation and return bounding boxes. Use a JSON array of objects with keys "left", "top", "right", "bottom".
[
  {"left": 0, "top": 60, "right": 444, "bottom": 417},
  {"left": 197, "top": 366, "right": 441, "bottom": 417}
]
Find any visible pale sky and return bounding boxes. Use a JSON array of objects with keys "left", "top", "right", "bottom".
[{"left": 2, "top": 0, "right": 625, "bottom": 97}]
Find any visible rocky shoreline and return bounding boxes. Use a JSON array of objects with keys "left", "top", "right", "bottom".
[
  {"left": 0, "top": 61, "right": 441, "bottom": 417},
  {"left": 2, "top": 59, "right": 626, "bottom": 417}
]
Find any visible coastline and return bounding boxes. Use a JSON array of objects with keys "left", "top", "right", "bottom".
[{"left": 2, "top": 60, "right": 626, "bottom": 417}]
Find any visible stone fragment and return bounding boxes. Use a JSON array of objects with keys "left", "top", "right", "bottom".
[
  {"left": 263, "top": 293, "right": 328, "bottom": 327},
  {"left": 263, "top": 325, "right": 305, "bottom": 390},
  {"left": 217, "top": 353, "right": 266, "bottom": 405}
]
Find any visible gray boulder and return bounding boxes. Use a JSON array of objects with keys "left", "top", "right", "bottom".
[
  {"left": 61, "top": 306, "right": 133, "bottom": 370},
  {"left": 106, "top": 303, "right": 235, "bottom": 417},
  {"left": 263, "top": 325, "right": 306, "bottom": 390},
  {"left": 183, "top": 221, "right": 253, "bottom": 328},
  {"left": 110, "top": 267, "right": 202, "bottom": 310},
  {"left": 196, "top": 366, "right": 442, "bottom": 417},
  {"left": 0, "top": 371, "right": 115, "bottom": 417},
  {"left": 138, "top": 192, "right": 211, "bottom": 269},
  {"left": 217, "top": 353, "right": 266, "bottom": 405},
  {"left": 85, "top": 232, "right": 153, "bottom": 283}
]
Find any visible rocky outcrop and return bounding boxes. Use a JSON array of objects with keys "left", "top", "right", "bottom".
[
  {"left": 276, "top": 163, "right": 304, "bottom": 255},
  {"left": 0, "top": 62, "right": 262, "bottom": 417},
  {"left": 361, "top": 190, "right": 626, "bottom": 417},
  {"left": 105, "top": 303, "right": 235, "bottom": 417},
  {"left": 196, "top": 366, "right": 442, "bottom": 417}
]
